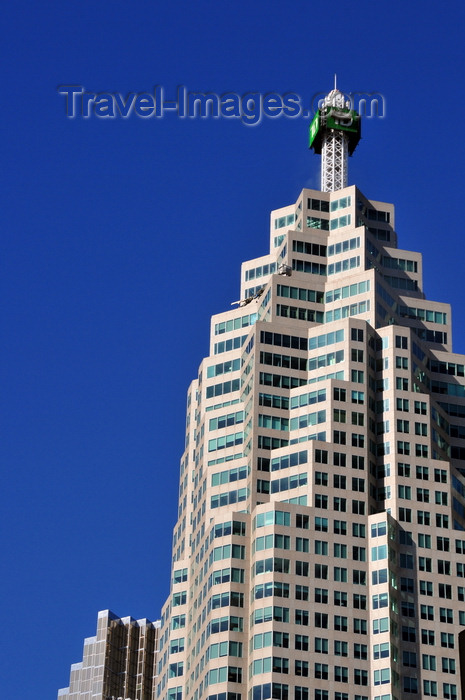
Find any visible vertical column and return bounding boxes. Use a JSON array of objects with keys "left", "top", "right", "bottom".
[{"left": 321, "top": 130, "right": 348, "bottom": 192}]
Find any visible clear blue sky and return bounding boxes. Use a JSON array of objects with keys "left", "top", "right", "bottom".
[{"left": 2, "top": 1, "right": 465, "bottom": 698}]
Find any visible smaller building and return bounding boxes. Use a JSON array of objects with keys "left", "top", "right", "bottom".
[{"left": 58, "top": 609, "right": 159, "bottom": 700}]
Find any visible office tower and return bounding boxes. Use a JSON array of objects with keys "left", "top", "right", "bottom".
[
  {"left": 58, "top": 610, "right": 159, "bottom": 700},
  {"left": 60, "top": 87, "right": 465, "bottom": 700}
]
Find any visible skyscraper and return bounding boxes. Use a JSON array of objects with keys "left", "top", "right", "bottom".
[
  {"left": 58, "top": 610, "right": 159, "bottom": 700},
  {"left": 59, "top": 87, "right": 465, "bottom": 700}
]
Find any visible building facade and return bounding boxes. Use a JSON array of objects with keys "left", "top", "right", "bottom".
[
  {"left": 58, "top": 610, "right": 159, "bottom": 700},
  {"left": 60, "top": 89, "right": 465, "bottom": 700}
]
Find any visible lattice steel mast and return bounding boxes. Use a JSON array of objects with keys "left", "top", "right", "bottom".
[{"left": 309, "top": 84, "right": 361, "bottom": 192}]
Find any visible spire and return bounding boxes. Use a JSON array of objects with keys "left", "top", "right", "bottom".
[{"left": 309, "top": 83, "right": 361, "bottom": 192}]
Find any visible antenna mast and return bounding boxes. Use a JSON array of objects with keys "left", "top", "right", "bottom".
[{"left": 309, "top": 84, "right": 361, "bottom": 192}]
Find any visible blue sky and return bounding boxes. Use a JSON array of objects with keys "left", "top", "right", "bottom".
[{"left": 2, "top": 1, "right": 465, "bottom": 698}]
